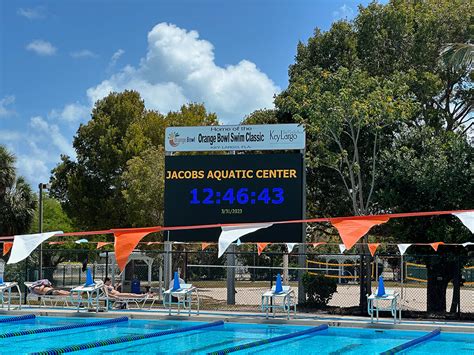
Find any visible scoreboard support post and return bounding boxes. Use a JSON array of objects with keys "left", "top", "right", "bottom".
[
  {"left": 164, "top": 149, "right": 173, "bottom": 290},
  {"left": 164, "top": 237, "right": 172, "bottom": 289},
  {"left": 226, "top": 244, "right": 236, "bottom": 305},
  {"left": 226, "top": 150, "right": 237, "bottom": 305},
  {"left": 298, "top": 148, "right": 307, "bottom": 304}
]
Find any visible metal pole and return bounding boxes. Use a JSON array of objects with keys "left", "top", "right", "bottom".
[
  {"left": 184, "top": 251, "right": 188, "bottom": 281},
  {"left": 105, "top": 251, "right": 109, "bottom": 279},
  {"left": 283, "top": 253, "right": 289, "bottom": 284},
  {"left": 164, "top": 236, "right": 172, "bottom": 289},
  {"left": 226, "top": 149, "right": 237, "bottom": 305},
  {"left": 401, "top": 254, "right": 404, "bottom": 299},
  {"left": 226, "top": 244, "right": 236, "bottom": 305},
  {"left": 38, "top": 183, "right": 43, "bottom": 280},
  {"left": 298, "top": 149, "right": 307, "bottom": 304}
]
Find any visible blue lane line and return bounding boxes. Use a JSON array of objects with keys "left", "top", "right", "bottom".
[
  {"left": 380, "top": 328, "right": 441, "bottom": 354},
  {"left": 0, "top": 316, "right": 128, "bottom": 338},
  {"left": 30, "top": 320, "right": 224, "bottom": 355},
  {"left": 207, "top": 324, "right": 329, "bottom": 355},
  {"left": 0, "top": 314, "right": 35, "bottom": 323}
]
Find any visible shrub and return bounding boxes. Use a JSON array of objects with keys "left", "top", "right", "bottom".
[{"left": 302, "top": 273, "right": 337, "bottom": 307}]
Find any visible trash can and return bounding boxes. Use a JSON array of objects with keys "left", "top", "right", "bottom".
[{"left": 131, "top": 279, "right": 140, "bottom": 294}]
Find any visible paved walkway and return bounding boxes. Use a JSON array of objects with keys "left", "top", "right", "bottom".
[{"left": 197, "top": 284, "right": 474, "bottom": 313}]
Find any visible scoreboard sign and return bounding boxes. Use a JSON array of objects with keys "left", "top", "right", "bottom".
[{"left": 164, "top": 153, "right": 303, "bottom": 242}]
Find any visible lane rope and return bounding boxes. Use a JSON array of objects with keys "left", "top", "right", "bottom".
[
  {"left": 31, "top": 320, "right": 224, "bottom": 355},
  {"left": 0, "top": 316, "right": 128, "bottom": 339},
  {"left": 208, "top": 324, "right": 328, "bottom": 355},
  {"left": 0, "top": 314, "right": 36, "bottom": 323},
  {"left": 380, "top": 328, "right": 441, "bottom": 354}
]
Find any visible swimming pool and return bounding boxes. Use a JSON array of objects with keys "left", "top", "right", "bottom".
[{"left": 1, "top": 315, "right": 473, "bottom": 354}]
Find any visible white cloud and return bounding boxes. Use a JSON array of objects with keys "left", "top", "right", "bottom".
[
  {"left": 17, "top": 7, "right": 45, "bottom": 20},
  {"left": 49, "top": 103, "right": 90, "bottom": 123},
  {"left": 333, "top": 4, "right": 355, "bottom": 19},
  {"left": 29, "top": 116, "right": 75, "bottom": 157},
  {"left": 0, "top": 95, "right": 15, "bottom": 117},
  {"left": 108, "top": 49, "right": 125, "bottom": 69},
  {"left": 0, "top": 130, "right": 22, "bottom": 142},
  {"left": 88, "top": 23, "right": 279, "bottom": 123},
  {"left": 26, "top": 40, "right": 57, "bottom": 56},
  {"left": 17, "top": 155, "right": 50, "bottom": 184},
  {"left": 70, "top": 49, "right": 97, "bottom": 59}
]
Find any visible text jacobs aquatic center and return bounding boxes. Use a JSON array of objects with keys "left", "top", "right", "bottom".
[{"left": 166, "top": 169, "right": 298, "bottom": 180}]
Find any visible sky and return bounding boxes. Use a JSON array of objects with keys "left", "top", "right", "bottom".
[{"left": 0, "top": 0, "right": 374, "bottom": 187}]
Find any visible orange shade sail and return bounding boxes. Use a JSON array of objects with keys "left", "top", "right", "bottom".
[
  {"left": 368, "top": 243, "right": 380, "bottom": 257},
  {"left": 3, "top": 242, "right": 13, "bottom": 256},
  {"left": 430, "top": 242, "right": 444, "bottom": 251},
  {"left": 330, "top": 217, "right": 390, "bottom": 250},
  {"left": 48, "top": 241, "right": 66, "bottom": 245},
  {"left": 257, "top": 242, "right": 269, "bottom": 255},
  {"left": 202, "top": 243, "right": 212, "bottom": 251},
  {"left": 97, "top": 242, "right": 112, "bottom": 249},
  {"left": 113, "top": 227, "right": 161, "bottom": 271}
]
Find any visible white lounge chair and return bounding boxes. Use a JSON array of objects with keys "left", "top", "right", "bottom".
[
  {"left": 162, "top": 281, "right": 200, "bottom": 316},
  {"left": 261, "top": 285, "right": 296, "bottom": 319},
  {"left": 104, "top": 290, "right": 150, "bottom": 310},
  {"left": 70, "top": 280, "right": 108, "bottom": 312},
  {"left": 0, "top": 282, "right": 22, "bottom": 310},
  {"left": 367, "top": 289, "right": 401, "bottom": 323},
  {"left": 25, "top": 281, "right": 71, "bottom": 307}
]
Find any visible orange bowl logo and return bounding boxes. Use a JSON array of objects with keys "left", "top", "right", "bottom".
[{"left": 168, "top": 132, "right": 180, "bottom": 147}]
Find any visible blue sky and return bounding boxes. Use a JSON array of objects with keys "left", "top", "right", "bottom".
[{"left": 0, "top": 0, "right": 374, "bottom": 186}]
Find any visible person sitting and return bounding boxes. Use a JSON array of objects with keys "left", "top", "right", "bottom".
[
  {"left": 103, "top": 277, "right": 153, "bottom": 299},
  {"left": 31, "top": 279, "right": 70, "bottom": 296}
]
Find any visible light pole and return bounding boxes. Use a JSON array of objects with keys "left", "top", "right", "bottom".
[{"left": 38, "top": 183, "right": 50, "bottom": 280}]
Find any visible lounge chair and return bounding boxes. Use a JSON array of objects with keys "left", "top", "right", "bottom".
[
  {"left": 105, "top": 291, "right": 150, "bottom": 310},
  {"left": 70, "top": 280, "right": 108, "bottom": 312},
  {"left": 162, "top": 279, "right": 200, "bottom": 316},
  {"left": 261, "top": 285, "right": 296, "bottom": 319},
  {"left": 25, "top": 281, "right": 71, "bottom": 307},
  {"left": 0, "top": 282, "right": 22, "bottom": 310}
]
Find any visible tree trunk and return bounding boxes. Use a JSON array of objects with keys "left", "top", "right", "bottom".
[
  {"left": 426, "top": 257, "right": 454, "bottom": 313},
  {"left": 449, "top": 260, "right": 461, "bottom": 315},
  {"left": 359, "top": 244, "right": 372, "bottom": 314}
]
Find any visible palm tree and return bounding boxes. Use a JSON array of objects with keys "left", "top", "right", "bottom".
[
  {"left": 440, "top": 43, "right": 473, "bottom": 71},
  {"left": 0, "top": 145, "right": 15, "bottom": 195},
  {"left": 0, "top": 145, "right": 37, "bottom": 235}
]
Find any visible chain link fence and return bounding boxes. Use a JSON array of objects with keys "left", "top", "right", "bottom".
[{"left": 2, "top": 248, "right": 473, "bottom": 319}]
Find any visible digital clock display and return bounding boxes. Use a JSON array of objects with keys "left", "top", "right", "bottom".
[
  {"left": 189, "top": 187, "right": 284, "bottom": 205},
  {"left": 164, "top": 153, "right": 303, "bottom": 242}
]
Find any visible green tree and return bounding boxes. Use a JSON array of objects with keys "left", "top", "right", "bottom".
[
  {"left": 276, "top": 65, "right": 415, "bottom": 308},
  {"left": 50, "top": 91, "right": 218, "bottom": 230},
  {"left": 29, "top": 195, "right": 74, "bottom": 235},
  {"left": 290, "top": 0, "right": 472, "bottom": 133},
  {"left": 50, "top": 91, "right": 150, "bottom": 229},
  {"left": 277, "top": 67, "right": 415, "bottom": 216},
  {"left": 28, "top": 195, "right": 81, "bottom": 270},
  {"left": 122, "top": 103, "right": 218, "bottom": 227},
  {"left": 0, "top": 145, "right": 36, "bottom": 236},
  {"left": 377, "top": 128, "right": 473, "bottom": 313},
  {"left": 122, "top": 147, "right": 165, "bottom": 227},
  {"left": 246, "top": 0, "right": 472, "bottom": 311}
]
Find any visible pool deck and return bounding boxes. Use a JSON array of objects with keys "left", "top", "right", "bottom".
[{"left": 1, "top": 307, "right": 473, "bottom": 334}]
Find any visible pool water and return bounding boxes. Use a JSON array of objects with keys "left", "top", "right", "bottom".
[{"left": 1, "top": 316, "right": 473, "bottom": 354}]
